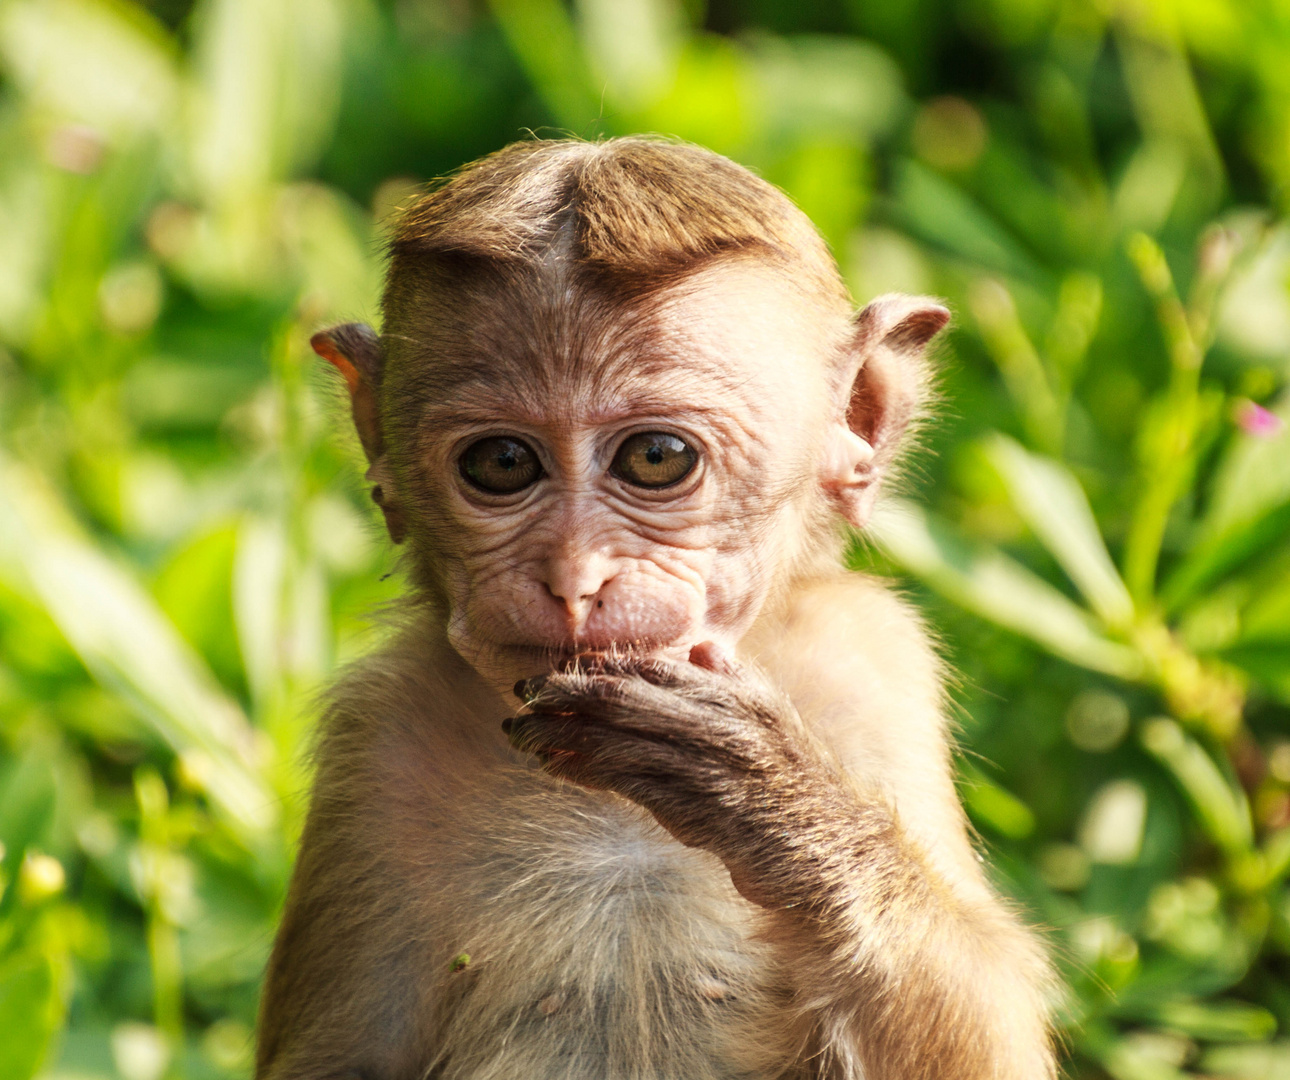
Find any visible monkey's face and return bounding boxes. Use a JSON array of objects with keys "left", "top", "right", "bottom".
[{"left": 386, "top": 263, "right": 849, "bottom": 689}]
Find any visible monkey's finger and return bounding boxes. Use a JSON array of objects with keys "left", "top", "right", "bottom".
[
  {"left": 527, "top": 670, "right": 760, "bottom": 734},
  {"left": 688, "top": 641, "right": 738, "bottom": 676},
  {"left": 508, "top": 703, "right": 724, "bottom": 764},
  {"left": 514, "top": 697, "right": 775, "bottom": 777},
  {"left": 524, "top": 717, "right": 728, "bottom": 795},
  {"left": 514, "top": 673, "right": 556, "bottom": 701}
]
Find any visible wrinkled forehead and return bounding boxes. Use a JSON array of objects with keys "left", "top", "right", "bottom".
[{"left": 384, "top": 258, "right": 846, "bottom": 426}]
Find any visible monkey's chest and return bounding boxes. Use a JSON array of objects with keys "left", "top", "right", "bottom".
[{"left": 428, "top": 793, "right": 793, "bottom": 1080}]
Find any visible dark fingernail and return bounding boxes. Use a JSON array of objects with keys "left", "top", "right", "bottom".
[{"left": 501, "top": 717, "right": 514, "bottom": 735}]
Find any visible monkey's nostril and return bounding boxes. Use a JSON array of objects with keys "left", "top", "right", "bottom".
[
  {"left": 596, "top": 600, "right": 604, "bottom": 609},
  {"left": 501, "top": 717, "right": 514, "bottom": 735}
]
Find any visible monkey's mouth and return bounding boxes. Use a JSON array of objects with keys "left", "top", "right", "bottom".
[{"left": 501, "top": 639, "right": 686, "bottom": 671}]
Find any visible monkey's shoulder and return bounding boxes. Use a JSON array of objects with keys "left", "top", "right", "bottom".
[
  {"left": 315, "top": 625, "right": 498, "bottom": 752},
  {"left": 752, "top": 570, "right": 944, "bottom": 703}
]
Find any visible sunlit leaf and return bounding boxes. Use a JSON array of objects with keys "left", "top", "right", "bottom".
[
  {"left": 890, "top": 159, "right": 1038, "bottom": 278},
  {"left": 0, "top": 0, "right": 177, "bottom": 139},
  {"left": 1203, "top": 1040, "right": 1290, "bottom": 1079},
  {"left": 152, "top": 523, "right": 243, "bottom": 689},
  {"left": 0, "top": 739, "right": 57, "bottom": 858},
  {"left": 286, "top": 183, "right": 383, "bottom": 322},
  {"left": 986, "top": 435, "right": 1136, "bottom": 629},
  {"left": 1095, "top": 1033, "right": 1188, "bottom": 1080},
  {"left": 186, "top": 0, "right": 347, "bottom": 202},
  {"left": 0, "top": 151, "right": 51, "bottom": 346},
  {"left": 1139, "top": 717, "right": 1252, "bottom": 856},
  {"left": 1216, "top": 224, "right": 1290, "bottom": 363},
  {"left": 574, "top": 0, "right": 682, "bottom": 110},
  {"left": 0, "top": 455, "right": 275, "bottom": 841},
  {"left": 1242, "top": 568, "right": 1290, "bottom": 644},
  {"left": 959, "top": 763, "right": 1036, "bottom": 839},
  {"left": 1134, "top": 998, "right": 1276, "bottom": 1042},
  {"left": 868, "top": 498, "right": 1143, "bottom": 678},
  {"left": 1165, "top": 394, "right": 1290, "bottom": 609},
  {"left": 0, "top": 952, "right": 62, "bottom": 1080},
  {"left": 637, "top": 35, "right": 751, "bottom": 154},
  {"left": 749, "top": 34, "right": 906, "bottom": 144},
  {"left": 487, "top": 0, "right": 600, "bottom": 130},
  {"left": 232, "top": 515, "right": 288, "bottom": 713}
]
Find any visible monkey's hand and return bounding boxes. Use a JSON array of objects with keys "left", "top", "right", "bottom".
[{"left": 505, "top": 648, "right": 878, "bottom": 913}]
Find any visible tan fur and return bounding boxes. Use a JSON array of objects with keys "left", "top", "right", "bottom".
[{"left": 259, "top": 137, "right": 1057, "bottom": 1080}]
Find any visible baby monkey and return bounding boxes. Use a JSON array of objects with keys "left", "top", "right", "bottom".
[{"left": 258, "top": 137, "right": 1056, "bottom": 1080}]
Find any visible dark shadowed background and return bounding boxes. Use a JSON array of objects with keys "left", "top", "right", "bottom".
[{"left": 1, "top": 1, "right": 1289, "bottom": 1077}]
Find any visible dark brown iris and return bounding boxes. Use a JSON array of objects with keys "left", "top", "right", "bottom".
[
  {"left": 459, "top": 436, "right": 542, "bottom": 494},
  {"left": 611, "top": 432, "right": 697, "bottom": 489}
]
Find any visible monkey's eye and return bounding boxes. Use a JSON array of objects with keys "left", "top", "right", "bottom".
[
  {"left": 611, "top": 432, "right": 697, "bottom": 489},
  {"left": 459, "top": 436, "right": 542, "bottom": 494}
]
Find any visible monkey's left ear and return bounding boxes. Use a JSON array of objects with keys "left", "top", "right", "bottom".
[
  {"left": 312, "top": 323, "right": 407, "bottom": 544},
  {"left": 825, "top": 294, "right": 950, "bottom": 529}
]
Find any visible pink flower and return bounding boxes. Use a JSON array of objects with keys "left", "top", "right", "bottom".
[{"left": 1235, "top": 399, "right": 1285, "bottom": 438}]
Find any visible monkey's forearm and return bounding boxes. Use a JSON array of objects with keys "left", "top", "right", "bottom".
[{"left": 763, "top": 800, "right": 1055, "bottom": 1080}]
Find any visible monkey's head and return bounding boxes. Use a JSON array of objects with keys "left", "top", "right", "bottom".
[{"left": 314, "top": 138, "right": 948, "bottom": 689}]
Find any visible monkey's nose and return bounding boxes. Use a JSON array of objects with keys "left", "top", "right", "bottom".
[
  {"left": 543, "top": 581, "right": 606, "bottom": 628},
  {"left": 540, "top": 555, "right": 615, "bottom": 631}
]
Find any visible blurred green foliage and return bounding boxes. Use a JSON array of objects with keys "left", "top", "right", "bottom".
[{"left": 0, "top": 0, "right": 1289, "bottom": 1077}]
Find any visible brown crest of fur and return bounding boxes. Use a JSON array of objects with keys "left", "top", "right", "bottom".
[{"left": 385, "top": 137, "right": 848, "bottom": 310}]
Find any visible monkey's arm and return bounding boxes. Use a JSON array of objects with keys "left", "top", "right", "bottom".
[
  {"left": 746, "top": 576, "right": 1056, "bottom": 1080},
  {"left": 256, "top": 703, "right": 450, "bottom": 1080},
  {"left": 506, "top": 581, "right": 1056, "bottom": 1080},
  {"left": 257, "top": 807, "right": 424, "bottom": 1080}
]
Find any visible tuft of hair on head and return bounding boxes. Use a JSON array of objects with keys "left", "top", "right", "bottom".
[{"left": 383, "top": 136, "right": 852, "bottom": 322}]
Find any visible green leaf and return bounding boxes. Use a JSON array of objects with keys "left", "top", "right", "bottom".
[
  {"left": 187, "top": 0, "right": 347, "bottom": 200},
  {"left": 0, "top": 455, "right": 275, "bottom": 843},
  {"left": 0, "top": 952, "right": 62, "bottom": 1080},
  {"left": 1139, "top": 717, "right": 1253, "bottom": 857},
  {"left": 1202, "top": 1041, "right": 1290, "bottom": 1079},
  {"left": 0, "top": 0, "right": 177, "bottom": 140},
  {"left": 488, "top": 0, "right": 600, "bottom": 130},
  {"left": 959, "top": 764, "right": 1036, "bottom": 839},
  {"left": 985, "top": 435, "right": 1136, "bottom": 630},
  {"left": 890, "top": 159, "right": 1038, "bottom": 279},
  {"left": 0, "top": 741, "right": 57, "bottom": 859},
  {"left": 1242, "top": 565, "right": 1290, "bottom": 644},
  {"left": 574, "top": 0, "right": 682, "bottom": 111},
  {"left": 749, "top": 34, "right": 906, "bottom": 144},
  {"left": 1138, "top": 998, "right": 1277, "bottom": 1042},
  {"left": 1165, "top": 395, "right": 1290, "bottom": 609},
  {"left": 868, "top": 498, "right": 1143, "bottom": 678}
]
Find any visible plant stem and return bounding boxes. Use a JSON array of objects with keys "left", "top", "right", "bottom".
[{"left": 1122, "top": 233, "right": 1206, "bottom": 602}]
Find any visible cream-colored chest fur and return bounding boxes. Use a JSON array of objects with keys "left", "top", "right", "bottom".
[{"left": 421, "top": 771, "right": 796, "bottom": 1080}]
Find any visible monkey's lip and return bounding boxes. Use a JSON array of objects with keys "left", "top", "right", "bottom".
[{"left": 501, "top": 640, "right": 690, "bottom": 669}]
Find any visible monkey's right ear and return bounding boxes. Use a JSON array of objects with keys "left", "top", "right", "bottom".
[
  {"left": 312, "top": 323, "right": 407, "bottom": 545},
  {"left": 311, "top": 323, "right": 384, "bottom": 462}
]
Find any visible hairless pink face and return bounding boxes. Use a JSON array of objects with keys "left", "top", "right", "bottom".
[
  {"left": 402, "top": 263, "right": 857, "bottom": 690},
  {"left": 318, "top": 255, "right": 945, "bottom": 695}
]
